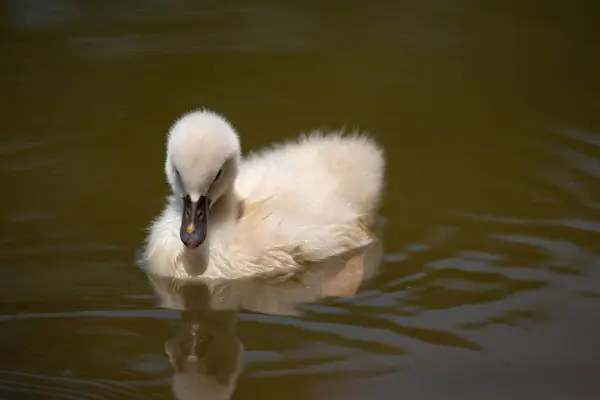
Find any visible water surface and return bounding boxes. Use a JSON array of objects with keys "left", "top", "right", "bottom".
[{"left": 1, "top": 1, "right": 600, "bottom": 399}]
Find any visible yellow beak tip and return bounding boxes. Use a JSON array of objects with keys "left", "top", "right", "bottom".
[{"left": 186, "top": 224, "right": 194, "bottom": 233}]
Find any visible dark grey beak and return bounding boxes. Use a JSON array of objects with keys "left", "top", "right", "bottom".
[{"left": 180, "top": 195, "right": 208, "bottom": 248}]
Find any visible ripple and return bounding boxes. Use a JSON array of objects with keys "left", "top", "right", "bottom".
[
  {"left": 0, "top": 241, "right": 125, "bottom": 257},
  {"left": 68, "top": 31, "right": 317, "bottom": 58},
  {"left": 0, "top": 139, "right": 45, "bottom": 155},
  {"left": 458, "top": 213, "right": 600, "bottom": 233},
  {"left": 404, "top": 269, "right": 547, "bottom": 310},
  {"left": 5, "top": 155, "right": 60, "bottom": 172},
  {"left": 0, "top": 370, "right": 149, "bottom": 400},
  {"left": 490, "top": 233, "right": 599, "bottom": 275},
  {"left": 457, "top": 307, "right": 555, "bottom": 330},
  {"left": 243, "top": 313, "right": 406, "bottom": 356},
  {"left": 0, "top": 309, "right": 175, "bottom": 322},
  {"left": 556, "top": 127, "right": 600, "bottom": 148},
  {"left": 6, "top": 211, "right": 58, "bottom": 222}
]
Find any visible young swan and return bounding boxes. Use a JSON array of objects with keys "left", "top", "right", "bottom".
[{"left": 141, "top": 109, "right": 385, "bottom": 280}]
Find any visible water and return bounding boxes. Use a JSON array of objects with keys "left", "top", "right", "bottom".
[{"left": 1, "top": 0, "right": 600, "bottom": 398}]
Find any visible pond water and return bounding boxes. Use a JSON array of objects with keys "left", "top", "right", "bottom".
[{"left": 1, "top": 1, "right": 600, "bottom": 399}]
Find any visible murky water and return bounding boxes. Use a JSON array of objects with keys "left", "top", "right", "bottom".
[{"left": 2, "top": 1, "right": 600, "bottom": 399}]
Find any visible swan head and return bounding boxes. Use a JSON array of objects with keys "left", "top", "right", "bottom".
[{"left": 164, "top": 109, "right": 241, "bottom": 249}]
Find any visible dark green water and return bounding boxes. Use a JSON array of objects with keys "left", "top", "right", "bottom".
[{"left": 1, "top": 1, "right": 600, "bottom": 399}]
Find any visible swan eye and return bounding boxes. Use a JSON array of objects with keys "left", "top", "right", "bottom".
[
  {"left": 182, "top": 195, "right": 191, "bottom": 217},
  {"left": 214, "top": 168, "right": 223, "bottom": 182}
]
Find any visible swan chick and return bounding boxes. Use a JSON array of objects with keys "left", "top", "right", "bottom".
[{"left": 142, "top": 108, "right": 385, "bottom": 280}]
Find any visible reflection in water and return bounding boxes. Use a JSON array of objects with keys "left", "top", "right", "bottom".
[
  {"left": 146, "top": 240, "right": 382, "bottom": 399},
  {"left": 161, "top": 285, "right": 242, "bottom": 400}
]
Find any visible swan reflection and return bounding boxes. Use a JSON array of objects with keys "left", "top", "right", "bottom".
[{"left": 145, "top": 240, "right": 383, "bottom": 399}]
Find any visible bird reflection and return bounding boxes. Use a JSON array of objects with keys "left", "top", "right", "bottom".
[{"left": 145, "top": 238, "right": 383, "bottom": 399}]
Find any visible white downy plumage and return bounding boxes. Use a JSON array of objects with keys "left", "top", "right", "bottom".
[{"left": 140, "top": 109, "right": 385, "bottom": 280}]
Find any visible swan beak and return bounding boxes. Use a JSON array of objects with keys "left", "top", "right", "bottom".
[{"left": 180, "top": 195, "right": 208, "bottom": 248}]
